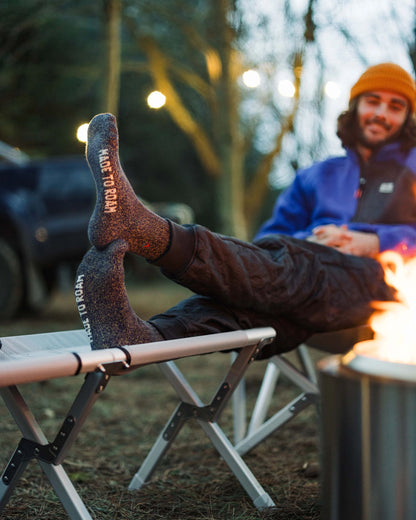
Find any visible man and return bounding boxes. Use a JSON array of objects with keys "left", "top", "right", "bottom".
[
  {"left": 257, "top": 63, "right": 416, "bottom": 258},
  {"left": 75, "top": 62, "right": 416, "bottom": 358}
]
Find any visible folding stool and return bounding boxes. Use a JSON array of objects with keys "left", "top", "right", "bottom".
[{"left": 0, "top": 327, "right": 276, "bottom": 519}]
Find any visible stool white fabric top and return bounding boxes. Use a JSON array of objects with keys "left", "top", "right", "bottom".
[
  {"left": 0, "top": 328, "right": 276, "bottom": 388},
  {"left": 0, "top": 330, "right": 91, "bottom": 360}
]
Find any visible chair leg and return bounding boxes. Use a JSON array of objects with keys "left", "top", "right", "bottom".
[
  {"left": 128, "top": 402, "right": 186, "bottom": 490},
  {"left": 231, "top": 352, "right": 247, "bottom": 444},
  {"left": 0, "top": 455, "right": 31, "bottom": 515},
  {"left": 198, "top": 419, "right": 275, "bottom": 510},
  {"left": 248, "top": 359, "right": 280, "bottom": 435},
  {"left": 235, "top": 391, "right": 318, "bottom": 456},
  {"left": 129, "top": 349, "right": 276, "bottom": 510},
  {"left": 0, "top": 385, "right": 93, "bottom": 520},
  {"left": 297, "top": 344, "right": 318, "bottom": 384},
  {"left": 232, "top": 348, "right": 320, "bottom": 456}
]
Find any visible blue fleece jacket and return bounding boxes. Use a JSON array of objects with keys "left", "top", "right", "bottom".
[{"left": 255, "top": 143, "right": 416, "bottom": 256}]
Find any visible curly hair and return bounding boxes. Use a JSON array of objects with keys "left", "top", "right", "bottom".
[{"left": 336, "top": 97, "right": 416, "bottom": 152}]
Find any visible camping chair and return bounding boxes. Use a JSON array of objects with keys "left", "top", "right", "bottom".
[
  {"left": 231, "top": 326, "right": 372, "bottom": 454},
  {"left": 0, "top": 327, "right": 276, "bottom": 519}
]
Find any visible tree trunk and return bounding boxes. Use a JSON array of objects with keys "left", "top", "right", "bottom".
[
  {"left": 104, "top": 0, "right": 121, "bottom": 116},
  {"left": 215, "top": 0, "right": 247, "bottom": 239}
]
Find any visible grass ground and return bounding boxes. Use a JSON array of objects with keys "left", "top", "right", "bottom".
[{"left": 0, "top": 277, "right": 323, "bottom": 520}]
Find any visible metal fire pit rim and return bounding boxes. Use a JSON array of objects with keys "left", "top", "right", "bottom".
[{"left": 342, "top": 339, "right": 416, "bottom": 383}]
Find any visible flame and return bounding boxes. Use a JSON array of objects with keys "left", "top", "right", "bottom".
[{"left": 368, "top": 251, "right": 416, "bottom": 364}]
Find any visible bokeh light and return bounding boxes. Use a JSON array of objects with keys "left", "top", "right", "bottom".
[
  {"left": 278, "top": 79, "right": 296, "bottom": 98},
  {"left": 242, "top": 69, "right": 261, "bottom": 88},
  {"left": 324, "top": 81, "right": 341, "bottom": 99},
  {"left": 147, "top": 91, "right": 167, "bottom": 109},
  {"left": 76, "top": 123, "right": 89, "bottom": 143}
]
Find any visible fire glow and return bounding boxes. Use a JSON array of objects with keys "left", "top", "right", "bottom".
[{"left": 366, "top": 251, "right": 416, "bottom": 364}]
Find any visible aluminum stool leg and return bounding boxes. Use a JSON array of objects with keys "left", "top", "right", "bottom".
[
  {"left": 297, "top": 344, "right": 318, "bottom": 384},
  {"left": 129, "top": 351, "right": 275, "bottom": 510},
  {"left": 231, "top": 352, "right": 247, "bottom": 444},
  {"left": 247, "top": 359, "right": 280, "bottom": 435},
  {"left": 0, "top": 386, "right": 92, "bottom": 520}
]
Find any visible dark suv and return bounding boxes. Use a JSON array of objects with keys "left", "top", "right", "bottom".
[
  {"left": 0, "top": 156, "right": 95, "bottom": 319},
  {"left": 0, "top": 156, "right": 194, "bottom": 320}
]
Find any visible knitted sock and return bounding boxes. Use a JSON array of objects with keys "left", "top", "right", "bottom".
[
  {"left": 75, "top": 239, "right": 163, "bottom": 350},
  {"left": 86, "top": 113, "right": 170, "bottom": 261}
]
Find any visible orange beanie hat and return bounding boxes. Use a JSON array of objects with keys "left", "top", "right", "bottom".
[{"left": 349, "top": 62, "right": 416, "bottom": 113}]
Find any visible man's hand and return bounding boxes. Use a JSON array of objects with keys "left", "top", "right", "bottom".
[{"left": 307, "top": 224, "right": 380, "bottom": 257}]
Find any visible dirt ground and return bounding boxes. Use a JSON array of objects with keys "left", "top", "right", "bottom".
[{"left": 0, "top": 279, "right": 324, "bottom": 520}]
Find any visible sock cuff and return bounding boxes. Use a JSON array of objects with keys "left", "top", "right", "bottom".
[
  {"left": 151, "top": 219, "right": 173, "bottom": 261},
  {"left": 152, "top": 220, "right": 196, "bottom": 274}
]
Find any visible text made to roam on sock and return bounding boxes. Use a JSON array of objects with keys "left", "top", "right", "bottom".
[
  {"left": 75, "top": 274, "right": 92, "bottom": 342},
  {"left": 99, "top": 148, "right": 117, "bottom": 213}
]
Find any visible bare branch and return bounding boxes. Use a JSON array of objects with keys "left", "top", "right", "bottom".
[{"left": 139, "top": 34, "right": 221, "bottom": 177}]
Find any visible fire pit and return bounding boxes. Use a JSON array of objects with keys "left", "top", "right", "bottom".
[{"left": 318, "top": 341, "right": 416, "bottom": 520}]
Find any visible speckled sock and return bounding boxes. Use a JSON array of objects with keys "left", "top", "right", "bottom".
[
  {"left": 75, "top": 239, "right": 163, "bottom": 349},
  {"left": 86, "top": 113, "right": 170, "bottom": 261}
]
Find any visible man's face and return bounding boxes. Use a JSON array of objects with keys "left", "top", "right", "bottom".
[{"left": 356, "top": 90, "right": 409, "bottom": 149}]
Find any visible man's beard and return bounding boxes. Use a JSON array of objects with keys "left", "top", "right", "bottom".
[{"left": 357, "top": 118, "right": 401, "bottom": 150}]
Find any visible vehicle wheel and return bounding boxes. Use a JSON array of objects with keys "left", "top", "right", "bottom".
[
  {"left": 23, "top": 265, "right": 56, "bottom": 314},
  {"left": 0, "top": 239, "right": 23, "bottom": 320}
]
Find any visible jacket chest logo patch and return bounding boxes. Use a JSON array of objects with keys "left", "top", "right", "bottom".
[{"left": 379, "top": 182, "right": 394, "bottom": 193}]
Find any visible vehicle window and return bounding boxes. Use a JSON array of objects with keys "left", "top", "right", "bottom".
[{"left": 38, "top": 160, "right": 95, "bottom": 214}]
